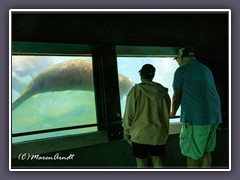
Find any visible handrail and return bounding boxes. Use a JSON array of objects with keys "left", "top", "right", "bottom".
[
  {"left": 12, "top": 113, "right": 228, "bottom": 138},
  {"left": 12, "top": 120, "right": 122, "bottom": 138}
]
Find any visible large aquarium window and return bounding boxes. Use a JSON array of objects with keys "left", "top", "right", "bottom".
[
  {"left": 117, "top": 57, "right": 181, "bottom": 123},
  {"left": 11, "top": 55, "right": 97, "bottom": 143}
]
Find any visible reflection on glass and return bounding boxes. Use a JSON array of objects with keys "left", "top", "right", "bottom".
[
  {"left": 117, "top": 57, "right": 181, "bottom": 123},
  {"left": 12, "top": 56, "right": 97, "bottom": 143}
]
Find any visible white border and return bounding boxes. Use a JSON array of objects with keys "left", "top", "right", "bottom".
[
  {"left": 228, "top": 9, "right": 232, "bottom": 171},
  {"left": 9, "top": 9, "right": 231, "bottom": 172},
  {"left": 9, "top": 9, "right": 13, "bottom": 172},
  {"left": 10, "top": 9, "right": 230, "bottom": 12}
]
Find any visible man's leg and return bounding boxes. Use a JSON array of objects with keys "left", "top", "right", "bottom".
[
  {"left": 136, "top": 157, "right": 148, "bottom": 168},
  {"left": 150, "top": 155, "right": 163, "bottom": 168},
  {"left": 199, "top": 124, "right": 218, "bottom": 168},
  {"left": 187, "top": 156, "right": 200, "bottom": 168},
  {"left": 132, "top": 142, "right": 149, "bottom": 168},
  {"left": 199, "top": 152, "right": 212, "bottom": 168}
]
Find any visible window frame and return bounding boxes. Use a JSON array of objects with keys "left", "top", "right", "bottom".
[
  {"left": 11, "top": 42, "right": 109, "bottom": 143},
  {"left": 11, "top": 42, "right": 182, "bottom": 144}
]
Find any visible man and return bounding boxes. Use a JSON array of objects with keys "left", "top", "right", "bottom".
[
  {"left": 170, "top": 47, "right": 222, "bottom": 168},
  {"left": 123, "top": 64, "right": 171, "bottom": 168}
]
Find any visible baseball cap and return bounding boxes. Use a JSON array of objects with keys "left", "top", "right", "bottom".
[
  {"left": 138, "top": 64, "right": 156, "bottom": 76},
  {"left": 174, "top": 47, "right": 196, "bottom": 60}
]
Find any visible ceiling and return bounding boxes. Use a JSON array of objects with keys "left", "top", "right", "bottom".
[{"left": 11, "top": 12, "right": 229, "bottom": 49}]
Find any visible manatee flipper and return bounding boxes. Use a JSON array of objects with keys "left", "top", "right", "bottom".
[{"left": 12, "top": 92, "right": 34, "bottom": 111}]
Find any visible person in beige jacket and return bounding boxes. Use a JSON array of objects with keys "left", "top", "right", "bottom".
[{"left": 123, "top": 64, "right": 171, "bottom": 168}]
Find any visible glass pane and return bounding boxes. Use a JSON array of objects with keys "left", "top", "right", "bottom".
[
  {"left": 117, "top": 57, "right": 181, "bottom": 123},
  {"left": 11, "top": 56, "right": 97, "bottom": 143}
]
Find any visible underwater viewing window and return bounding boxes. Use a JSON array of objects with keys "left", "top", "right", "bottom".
[
  {"left": 117, "top": 57, "right": 181, "bottom": 123},
  {"left": 11, "top": 55, "right": 97, "bottom": 143}
]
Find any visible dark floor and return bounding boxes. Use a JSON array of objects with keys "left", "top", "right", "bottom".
[{"left": 11, "top": 128, "right": 229, "bottom": 169}]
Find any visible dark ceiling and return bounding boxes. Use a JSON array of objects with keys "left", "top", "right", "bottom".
[{"left": 11, "top": 12, "right": 228, "bottom": 48}]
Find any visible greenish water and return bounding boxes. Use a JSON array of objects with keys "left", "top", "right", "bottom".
[{"left": 12, "top": 91, "right": 97, "bottom": 143}]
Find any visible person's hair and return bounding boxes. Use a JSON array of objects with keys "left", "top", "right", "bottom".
[
  {"left": 139, "top": 64, "right": 155, "bottom": 80},
  {"left": 140, "top": 73, "right": 154, "bottom": 80}
]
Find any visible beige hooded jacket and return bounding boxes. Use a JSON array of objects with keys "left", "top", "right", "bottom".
[{"left": 123, "top": 80, "right": 170, "bottom": 145}]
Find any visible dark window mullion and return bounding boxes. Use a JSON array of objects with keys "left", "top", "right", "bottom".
[{"left": 100, "top": 45, "right": 123, "bottom": 141}]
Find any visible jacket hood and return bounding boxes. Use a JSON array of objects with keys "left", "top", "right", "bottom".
[{"left": 136, "top": 80, "right": 168, "bottom": 100}]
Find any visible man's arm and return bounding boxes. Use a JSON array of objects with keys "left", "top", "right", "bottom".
[
  {"left": 122, "top": 88, "right": 135, "bottom": 139},
  {"left": 169, "top": 89, "right": 181, "bottom": 118},
  {"left": 165, "top": 93, "right": 171, "bottom": 114}
]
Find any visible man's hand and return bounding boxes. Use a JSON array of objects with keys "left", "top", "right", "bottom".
[
  {"left": 169, "top": 111, "right": 176, "bottom": 118},
  {"left": 124, "top": 129, "right": 131, "bottom": 140}
]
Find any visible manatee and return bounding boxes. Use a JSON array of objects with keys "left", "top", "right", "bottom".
[{"left": 12, "top": 59, "right": 135, "bottom": 111}]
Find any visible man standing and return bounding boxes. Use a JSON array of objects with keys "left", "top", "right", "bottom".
[
  {"left": 123, "top": 64, "right": 171, "bottom": 168},
  {"left": 170, "top": 47, "right": 222, "bottom": 168}
]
